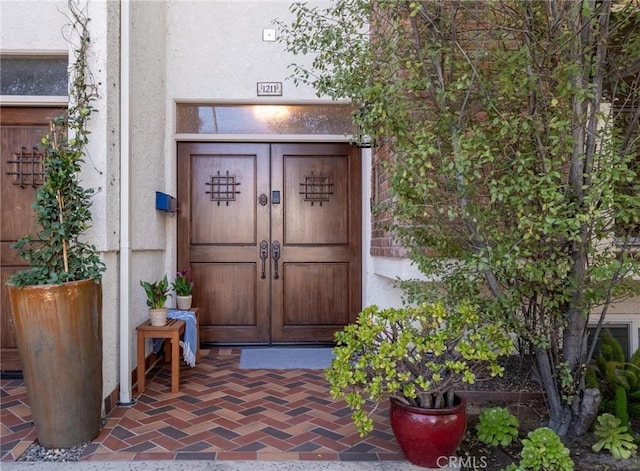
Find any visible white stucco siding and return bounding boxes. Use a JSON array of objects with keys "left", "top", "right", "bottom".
[
  {"left": 0, "top": 0, "right": 67, "bottom": 52},
  {"left": 129, "top": 1, "right": 169, "bottom": 252},
  {"left": 165, "top": 1, "right": 317, "bottom": 101}
]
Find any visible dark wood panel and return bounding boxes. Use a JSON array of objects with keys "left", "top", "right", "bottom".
[
  {"left": 282, "top": 263, "right": 350, "bottom": 326},
  {"left": 1, "top": 128, "right": 43, "bottom": 243},
  {"left": 1, "top": 268, "right": 20, "bottom": 350},
  {"left": 178, "top": 143, "right": 270, "bottom": 343},
  {"left": 190, "top": 155, "right": 256, "bottom": 245},
  {"left": 0, "top": 107, "right": 64, "bottom": 125},
  {"left": 271, "top": 143, "right": 361, "bottom": 343},
  {"left": 1, "top": 106, "right": 65, "bottom": 371},
  {"left": 192, "top": 263, "right": 257, "bottom": 327},
  {"left": 284, "top": 155, "right": 349, "bottom": 245}
]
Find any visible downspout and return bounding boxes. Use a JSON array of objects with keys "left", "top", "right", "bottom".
[{"left": 118, "top": 0, "right": 134, "bottom": 406}]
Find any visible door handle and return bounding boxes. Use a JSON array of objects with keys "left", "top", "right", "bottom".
[
  {"left": 259, "top": 240, "right": 269, "bottom": 279},
  {"left": 272, "top": 241, "right": 281, "bottom": 279}
]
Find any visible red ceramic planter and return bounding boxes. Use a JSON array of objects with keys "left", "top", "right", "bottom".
[{"left": 389, "top": 395, "right": 467, "bottom": 468}]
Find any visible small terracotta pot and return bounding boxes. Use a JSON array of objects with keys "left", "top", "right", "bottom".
[{"left": 389, "top": 395, "right": 467, "bottom": 468}]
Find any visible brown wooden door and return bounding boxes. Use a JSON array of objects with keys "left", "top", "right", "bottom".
[
  {"left": 177, "top": 142, "right": 361, "bottom": 344},
  {"left": 1, "top": 107, "right": 64, "bottom": 371}
]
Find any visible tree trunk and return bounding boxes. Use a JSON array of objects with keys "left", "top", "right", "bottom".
[
  {"left": 535, "top": 346, "right": 572, "bottom": 436},
  {"left": 570, "top": 388, "right": 601, "bottom": 436}
]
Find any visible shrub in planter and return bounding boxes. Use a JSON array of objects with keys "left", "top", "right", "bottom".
[
  {"left": 326, "top": 301, "right": 515, "bottom": 466},
  {"left": 5, "top": 0, "right": 105, "bottom": 449}
]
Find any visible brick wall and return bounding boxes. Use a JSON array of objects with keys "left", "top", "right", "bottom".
[{"left": 370, "top": 140, "right": 406, "bottom": 258}]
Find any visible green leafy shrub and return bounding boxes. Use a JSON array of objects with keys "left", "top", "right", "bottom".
[
  {"left": 590, "top": 333, "right": 640, "bottom": 428},
  {"left": 6, "top": 11, "right": 105, "bottom": 288},
  {"left": 592, "top": 413, "right": 638, "bottom": 460},
  {"left": 476, "top": 407, "right": 519, "bottom": 447},
  {"left": 326, "top": 301, "right": 515, "bottom": 436},
  {"left": 505, "top": 427, "right": 574, "bottom": 471}
]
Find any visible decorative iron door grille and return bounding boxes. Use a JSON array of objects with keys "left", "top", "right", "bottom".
[
  {"left": 6, "top": 147, "right": 45, "bottom": 188},
  {"left": 299, "top": 172, "right": 332, "bottom": 206},
  {"left": 205, "top": 170, "right": 241, "bottom": 206}
]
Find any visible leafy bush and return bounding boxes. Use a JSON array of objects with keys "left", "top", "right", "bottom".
[
  {"left": 505, "top": 427, "right": 574, "bottom": 471},
  {"left": 591, "top": 413, "right": 638, "bottom": 460},
  {"left": 326, "top": 301, "right": 515, "bottom": 436},
  {"left": 476, "top": 406, "right": 520, "bottom": 447}
]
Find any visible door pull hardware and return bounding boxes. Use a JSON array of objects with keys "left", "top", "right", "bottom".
[
  {"left": 258, "top": 194, "right": 268, "bottom": 206},
  {"left": 259, "top": 240, "right": 269, "bottom": 279},
  {"left": 272, "top": 241, "right": 281, "bottom": 279}
]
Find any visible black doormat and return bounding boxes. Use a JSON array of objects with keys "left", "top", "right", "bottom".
[{"left": 0, "top": 370, "right": 23, "bottom": 380}]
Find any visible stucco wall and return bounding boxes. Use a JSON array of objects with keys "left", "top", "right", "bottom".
[{"left": 0, "top": 1, "right": 67, "bottom": 52}]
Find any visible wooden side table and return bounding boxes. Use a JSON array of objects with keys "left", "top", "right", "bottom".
[{"left": 136, "top": 318, "right": 185, "bottom": 393}]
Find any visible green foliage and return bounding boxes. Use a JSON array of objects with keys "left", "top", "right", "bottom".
[
  {"left": 279, "top": 0, "right": 640, "bottom": 435},
  {"left": 505, "top": 427, "right": 574, "bottom": 471},
  {"left": 590, "top": 333, "right": 640, "bottom": 428},
  {"left": 325, "top": 301, "right": 515, "bottom": 436},
  {"left": 7, "top": 1, "right": 104, "bottom": 287},
  {"left": 172, "top": 269, "right": 193, "bottom": 296},
  {"left": 476, "top": 407, "right": 520, "bottom": 447},
  {"left": 592, "top": 413, "right": 638, "bottom": 460},
  {"left": 140, "top": 275, "right": 171, "bottom": 309}
]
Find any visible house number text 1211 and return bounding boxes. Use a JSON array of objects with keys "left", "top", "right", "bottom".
[{"left": 257, "top": 82, "right": 282, "bottom": 96}]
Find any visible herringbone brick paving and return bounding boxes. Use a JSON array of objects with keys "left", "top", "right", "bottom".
[{"left": 1, "top": 348, "right": 405, "bottom": 462}]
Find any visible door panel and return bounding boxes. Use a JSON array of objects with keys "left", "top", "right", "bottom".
[
  {"left": 271, "top": 143, "right": 361, "bottom": 342},
  {"left": 283, "top": 156, "right": 349, "bottom": 245},
  {"left": 178, "top": 142, "right": 361, "bottom": 344},
  {"left": 283, "top": 263, "right": 350, "bottom": 326},
  {"left": 178, "top": 143, "right": 270, "bottom": 343},
  {"left": 1, "top": 107, "right": 65, "bottom": 371},
  {"left": 191, "top": 155, "right": 257, "bottom": 245}
]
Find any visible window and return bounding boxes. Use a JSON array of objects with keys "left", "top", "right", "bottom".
[
  {"left": 1, "top": 56, "right": 68, "bottom": 96},
  {"left": 176, "top": 104, "right": 355, "bottom": 135}
]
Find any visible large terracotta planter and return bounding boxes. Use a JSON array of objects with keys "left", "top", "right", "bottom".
[
  {"left": 389, "top": 395, "right": 467, "bottom": 468},
  {"left": 8, "top": 279, "right": 103, "bottom": 449}
]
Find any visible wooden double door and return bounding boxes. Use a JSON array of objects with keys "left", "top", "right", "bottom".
[{"left": 177, "top": 142, "right": 361, "bottom": 344}]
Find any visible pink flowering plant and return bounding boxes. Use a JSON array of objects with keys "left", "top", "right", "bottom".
[{"left": 172, "top": 268, "right": 193, "bottom": 296}]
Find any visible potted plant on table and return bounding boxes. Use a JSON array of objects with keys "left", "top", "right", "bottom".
[
  {"left": 140, "top": 274, "right": 171, "bottom": 326},
  {"left": 4, "top": 1, "right": 105, "bottom": 449},
  {"left": 326, "top": 301, "right": 515, "bottom": 468},
  {"left": 172, "top": 268, "right": 194, "bottom": 310}
]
